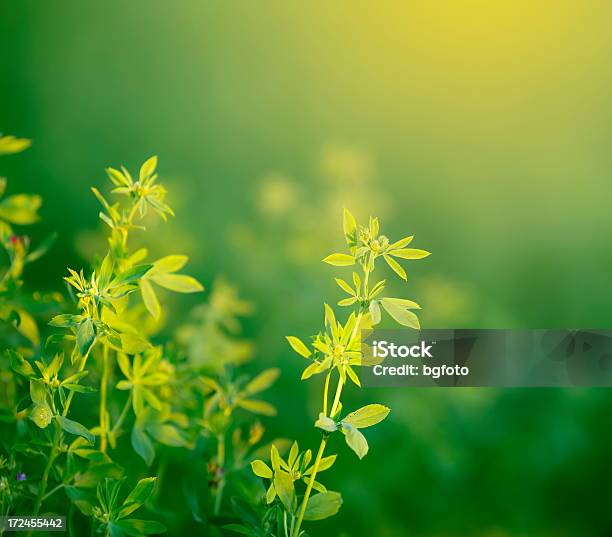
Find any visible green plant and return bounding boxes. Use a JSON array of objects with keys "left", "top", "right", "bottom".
[
  {"left": 1, "top": 144, "right": 279, "bottom": 536},
  {"left": 248, "top": 209, "right": 430, "bottom": 536}
]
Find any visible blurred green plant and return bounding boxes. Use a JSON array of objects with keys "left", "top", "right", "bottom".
[
  {"left": 1, "top": 146, "right": 280, "bottom": 536},
  {"left": 247, "top": 209, "right": 430, "bottom": 536}
]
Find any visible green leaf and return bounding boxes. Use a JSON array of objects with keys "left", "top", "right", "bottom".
[
  {"left": 322, "top": 253, "right": 355, "bottom": 266},
  {"left": 139, "top": 155, "right": 158, "bottom": 181},
  {"left": 150, "top": 273, "right": 203, "bottom": 293},
  {"left": 111, "top": 264, "right": 153, "bottom": 288},
  {"left": 342, "top": 404, "right": 390, "bottom": 429},
  {"left": 120, "top": 333, "right": 151, "bottom": 355},
  {"left": 390, "top": 248, "right": 431, "bottom": 260},
  {"left": 140, "top": 278, "right": 161, "bottom": 320},
  {"left": 76, "top": 318, "right": 95, "bottom": 356},
  {"left": 369, "top": 300, "right": 381, "bottom": 325},
  {"left": 383, "top": 254, "right": 407, "bottom": 281},
  {"left": 250, "top": 460, "right": 273, "bottom": 479},
  {"left": 344, "top": 426, "right": 369, "bottom": 459},
  {"left": 288, "top": 441, "right": 299, "bottom": 468},
  {"left": 380, "top": 298, "right": 420, "bottom": 329},
  {"left": 235, "top": 399, "right": 276, "bottom": 416},
  {"left": 316, "top": 455, "right": 337, "bottom": 473},
  {"left": 98, "top": 253, "right": 115, "bottom": 291},
  {"left": 49, "top": 314, "right": 81, "bottom": 327},
  {"left": 270, "top": 444, "right": 282, "bottom": 472},
  {"left": 303, "top": 491, "right": 343, "bottom": 521},
  {"left": 112, "top": 519, "right": 166, "bottom": 536},
  {"left": 0, "top": 194, "right": 41, "bottom": 224},
  {"left": 243, "top": 368, "right": 280, "bottom": 395},
  {"left": 383, "top": 297, "right": 421, "bottom": 309},
  {"left": 117, "top": 477, "right": 157, "bottom": 519},
  {"left": 9, "top": 350, "right": 34, "bottom": 377},
  {"left": 273, "top": 470, "right": 297, "bottom": 514},
  {"left": 286, "top": 336, "right": 311, "bottom": 358},
  {"left": 30, "top": 379, "right": 46, "bottom": 404},
  {"left": 334, "top": 278, "right": 355, "bottom": 295},
  {"left": 0, "top": 135, "right": 31, "bottom": 155},
  {"left": 56, "top": 416, "right": 95, "bottom": 444},
  {"left": 301, "top": 361, "right": 325, "bottom": 380},
  {"left": 131, "top": 427, "right": 155, "bottom": 466},
  {"left": 150, "top": 254, "right": 188, "bottom": 274},
  {"left": 343, "top": 208, "right": 356, "bottom": 236},
  {"left": 388, "top": 235, "right": 414, "bottom": 249},
  {"left": 314, "top": 413, "right": 337, "bottom": 432},
  {"left": 147, "top": 424, "right": 187, "bottom": 447}
]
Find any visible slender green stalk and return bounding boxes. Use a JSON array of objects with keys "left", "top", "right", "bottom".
[
  {"left": 99, "top": 344, "right": 109, "bottom": 452},
  {"left": 293, "top": 265, "right": 369, "bottom": 537},
  {"left": 110, "top": 392, "right": 133, "bottom": 437},
  {"left": 63, "top": 344, "right": 95, "bottom": 417},
  {"left": 32, "top": 422, "right": 60, "bottom": 515},
  {"left": 33, "top": 344, "right": 95, "bottom": 516},
  {"left": 293, "top": 435, "right": 328, "bottom": 537},
  {"left": 214, "top": 433, "right": 226, "bottom": 515}
]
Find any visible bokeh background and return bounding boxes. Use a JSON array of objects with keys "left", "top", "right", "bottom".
[{"left": 3, "top": 2, "right": 612, "bottom": 535}]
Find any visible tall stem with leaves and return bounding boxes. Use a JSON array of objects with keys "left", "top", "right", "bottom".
[{"left": 252, "top": 208, "right": 430, "bottom": 537}]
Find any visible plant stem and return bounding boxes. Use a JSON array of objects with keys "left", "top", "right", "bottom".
[
  {"left": 110, "top": 392, "right": 132, "bottom": 437},
  {"left": 41, "top": 483, "right": 65, "bottom": 502},
  {"left": 34, "top": 344, "right": 95, "bottom": 516},
  {"left": 214, "top": 433, "right": 226, "bottom": 516},
  {"left": 63, "top": 344, "right": 95, "bottom": 417},
  {"left": 293, "top": 435, "right": 328, "bottom": 537},
  {"left": 294, "top": 265, "right": 370, "bottom": 537},
  {"left": 99, "top": 344, "right": 109, "bottom": 452},
  {"left": 32, "top": 422, "right": 60, "bottom": 515},
  {"left": 322, "top": 371, "right": 331, "bottom": 416}
]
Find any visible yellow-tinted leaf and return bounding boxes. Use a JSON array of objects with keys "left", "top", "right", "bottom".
[
  {"left": 120, "top": 333, "right": 152, "bottom": 355},
  {"left": 0, "top": 194, "right": 41, "bottom": 224},
  {"left": 383, "top": 254, "right": 407, "bottom": 281},
  {"left": 303, "top": 491, "right": 342, "bottom": 521},
  {"left": 243, "top": 368, "right": 280, "bottom": 395},
  {"left": 151, "top": 255, "right": 188, "bottom": 275},
  {"left": 342, "top": 404, "right": 390, "bottom": 429},
  {"left": 139, "top": 155, "right": 158, "bottom": 181},
  {"left": 343, "top": 208, "right": 356, "bottom": 236},
  {"left": 140, "top": 279, "right": 161, "bottom": 320},
  {"left": 0, "top": 135, "right": 31, "bottom": 155},
  {"left": 286, "top": 336, "right": 311, "bottom": 358},
  {"left": 15, "top": 309, "right": 39, "bottom": 346},
  {"left": 380, "top": 298, "right": 420, "bottom": 329},
  {"left": 334, "top": 278, "right": 355, "bottom": 295},
  {"left": 388, "top": 235, "right": 414, "bottom": 250},
  {"left": 322, "top": 253, "right": 355, "bottom": 266},
  {"left": 251, "top": 460, "right": 273, "bottom": 479},
  {"left": 236, "top": 399, "right": 277, "bottom": 416},
  {"left": 150, "top": 273, "right": 203, "bottom": 293},
  {"left": 344, "top": 427, "right": 368, "bottom": 459},
  {"left": 390, "top": 248, "right": 431, "bottom": 260}
]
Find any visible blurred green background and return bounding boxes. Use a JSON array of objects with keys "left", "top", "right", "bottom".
[{"left": 3, "top": 1, "right": 612, "bottom": 535}]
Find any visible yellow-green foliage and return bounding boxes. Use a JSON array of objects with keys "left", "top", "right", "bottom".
[
  {"left": 249, "top": 209, "right": 430, "bottom": 537},
  {"left": 0, "top": 140, "right": 279, "bottom": 536}
]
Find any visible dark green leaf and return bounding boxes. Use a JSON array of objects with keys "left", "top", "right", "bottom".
[
  {"left": 131, "top": 426, "right": 155, "bottom": 466},
  {"left": 56, "top": 415, "right": 95, "bottom": 444}
]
